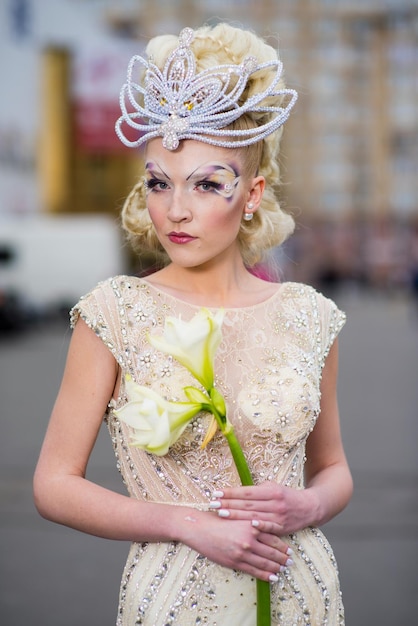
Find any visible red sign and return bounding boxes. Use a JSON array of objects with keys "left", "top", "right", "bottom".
[
  {"left": 73, "top": 100, "right": 140, "bottom": 154},
  {"left": 72, "top": 43, "right": 145, "bottom": 154}
]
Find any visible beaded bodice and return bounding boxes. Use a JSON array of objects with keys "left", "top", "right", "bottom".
[{"left": 71, "top": 275, "right": 345, "bottom": 507}]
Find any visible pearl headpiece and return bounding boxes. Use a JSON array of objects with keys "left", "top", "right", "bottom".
[{"left": 115, "top": 27, "right": 298, "bottom": 151}]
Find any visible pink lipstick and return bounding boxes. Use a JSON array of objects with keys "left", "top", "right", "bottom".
[{"left": 168, "top": 232, "right": 196, "bottom": 244}]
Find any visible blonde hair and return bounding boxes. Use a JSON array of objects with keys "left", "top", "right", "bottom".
[{"left": 121, "top": 22, "right": 295, "bottom": 267}]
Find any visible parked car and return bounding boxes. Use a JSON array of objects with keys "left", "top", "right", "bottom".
[{"left": 0, "top": 214, "right": 126, "bottom": 331}]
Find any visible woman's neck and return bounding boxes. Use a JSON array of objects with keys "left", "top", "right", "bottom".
[{"left": 144, "top": 262, "right": 277, "bottom": 308}]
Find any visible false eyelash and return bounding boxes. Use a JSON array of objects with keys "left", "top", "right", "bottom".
[
  {"left": 196, "top": 180, "right": 223, "bottom": 190},
  {"left": 144, "top": 177, "right": 167, "bottom": 190}
]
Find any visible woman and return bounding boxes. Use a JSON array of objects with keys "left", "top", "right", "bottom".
[{"left": 34, "top": 23, "right": 353, "bottom": 625}]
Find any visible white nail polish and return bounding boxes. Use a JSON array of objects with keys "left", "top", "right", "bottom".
[
  {"left": 208, "top": 501, "right": 221, "bottom": 509},
  {"left": 212, "top": 490, "right": 224, "bottom": 498},
  {"left": 285, "top": 558, "right": 294, "bottom": 567},
  {"left": 251, "top": 520, "right": 260, "bottom": 527},
  {"left": 286, "top": 548, "right": 293, "bottom": 556},
  {"left": 218, "top": 509, "right": 230, "bottom": 518},
  {"left": 269, "top": 574, "right": 279, "bottom": 583}
]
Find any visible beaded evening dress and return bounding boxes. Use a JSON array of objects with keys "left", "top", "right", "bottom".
[{"left": 71, "top": 276, "right": 346, "bottom": 626}]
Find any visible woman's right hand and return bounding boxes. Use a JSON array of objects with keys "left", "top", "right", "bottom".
[{"left": 176, "top": 510, "right": 293, "bottom": 582}]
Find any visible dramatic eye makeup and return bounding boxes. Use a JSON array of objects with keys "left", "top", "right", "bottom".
[
  {"left": 144, "top": 161, "right": 241, "bottom": 199},
  {"left": 144, "top": 162, "right": 170, "bottom": 194},
  {"left": 188, "top": 162, "right": 241, "bottom": 199}
]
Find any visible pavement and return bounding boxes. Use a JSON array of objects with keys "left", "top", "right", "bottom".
[{"left": 1, "top": 287, "right": 417, "bottom": 626}]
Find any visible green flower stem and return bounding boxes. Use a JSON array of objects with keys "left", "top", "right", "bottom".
[
  {"left": 206, "top": 390, "right": 271, "bottom": 625},
  {"left": 255, "top": 580, "right": 272, "bottom": 626},
  {"left": 223, "top": 424, "right": 271, "bottom": 626},
  {"left": 223, "top": 424, "right": 253, "bottom": 486}
]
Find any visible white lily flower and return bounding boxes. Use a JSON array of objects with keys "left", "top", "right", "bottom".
[
  {"left": 147, "top": 308, "right": 225, "bottom": 390},
  {"left": 114, "top": 376, "right": 203, "bottom": 456}
]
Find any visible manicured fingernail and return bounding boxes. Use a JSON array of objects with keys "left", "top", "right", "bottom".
[
  {"left": 212, "top": 490, "right": 224, "bottom": 498},
  {"left": 251, "top": 520, "right": 260, "bottom": 527},
  {"left": 208, "top": 501, "right": 221, "bottom": 509},
  {"left": 279, "top": 565, "right": 286, "bottom": 573},
  {"left": 285, "top": 558, "right": 294, "bottom": 567},
  {"left": 286, "top": 548, "right": 293, "bottom": 556},
  {"left": 218, "top": 509, "right": 230, "bottom": 518},
  {"left": 269, "top": 574, "right": 279, "bottom": 583}
]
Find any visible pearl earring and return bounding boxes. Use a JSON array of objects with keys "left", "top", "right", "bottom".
[{"left": 243, "top": 202, "right": 254, "bottom": 221}]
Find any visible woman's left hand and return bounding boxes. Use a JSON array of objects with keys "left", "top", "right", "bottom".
[{"left": 208, "top": 481, "right": 319, "bottom": 536}]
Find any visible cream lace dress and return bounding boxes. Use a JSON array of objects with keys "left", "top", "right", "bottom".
[{"left": 71, "top": 275, "right": 346, "bottom": 626}]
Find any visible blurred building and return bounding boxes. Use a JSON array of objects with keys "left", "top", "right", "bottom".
[
  {"left": 0, "top": 0, "right": 418, "bottom": 299},
  {"left": 1, "top": 0, "right": 417, "bottom": 220}
]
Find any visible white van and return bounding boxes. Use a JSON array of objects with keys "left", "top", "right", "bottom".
[{"left": 0, "top": 214, "right": 127, "bottom": 317}]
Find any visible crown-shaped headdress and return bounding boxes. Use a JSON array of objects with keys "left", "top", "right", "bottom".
[{"left": 115, "top": 27, "right": 298, "bottom": 151}]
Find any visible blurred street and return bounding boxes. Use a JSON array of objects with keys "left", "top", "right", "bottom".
[{"left": 1, "top": 287, "right": 418, "bottom": 626}]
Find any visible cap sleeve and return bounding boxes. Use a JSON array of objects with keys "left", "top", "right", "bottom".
[
  {"left": 69, "top": 277, "right": 124, "bottom": 365},
  {"left": 315, "top": 291, "right": 346, "bottom": 368}
]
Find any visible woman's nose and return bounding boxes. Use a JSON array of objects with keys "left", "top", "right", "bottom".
[{"left": 166, "top": 190, "right": 192, "bottom": 222}]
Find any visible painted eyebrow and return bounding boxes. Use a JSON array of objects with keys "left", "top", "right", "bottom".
[
  {"left": 144, "top": 162, "right": 171, "bottom": 179},
  {"left": 144, "top": 161, "right": 241, "bottom": 181},
  {"left": 186, "top": 163, "right": 240, "bottom": 181}
]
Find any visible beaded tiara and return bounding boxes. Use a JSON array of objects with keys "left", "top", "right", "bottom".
[{"left": 115, "top": 27, "right": 298, "bottom": 151}]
